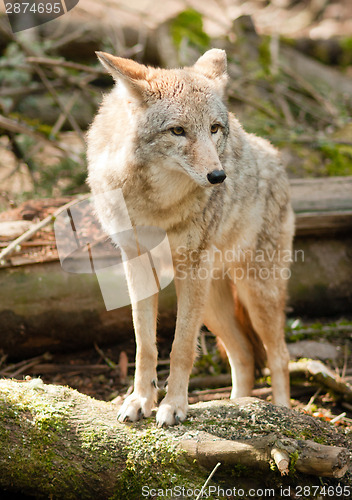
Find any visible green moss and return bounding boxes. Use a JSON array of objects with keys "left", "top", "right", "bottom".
[
  {"left": 0, "top": 385, "right": 107, "bottom": 498},
  {"left": 115, "top": 427, "right": 207, "bottom": 500},
  {"left": 171, "top": 9, "right": 210, "bottom": 50},
  {"left": 192, "top": 353, "right": 222, "bottom": 376},
  {"left": 231, "top": 463, "right": 251, "bottom": 477},
  {"left": 289, "top": 450, "right": 299, "bottom": 475},
  {"left": 312, "top": 436, "right": 327, "bottom": 445},
  {"left": 257, "top": 375, "right": 271, "bottom": 385},
  {"left": 258, "top": 35, "right": 272, "bottom": 74},
  {"left": 284, "top": 143, "right": 324, "bottom": 178},
  {"left": 281, "top": 428, "right": 295, "bottom": 438},
  {"left": 318, "top": 142, "right": 352, "bottom": 176},
  {"left": 299, "top": 429, "right": 313, "bottom": 440},
  {"left": 286, "top": 319, "right": 352, "bottom": 342},
  {"left": 338, "top": 37, "right": 352, "bottom": 66},
  {"left": 286, "top": 332, "right": 306, "bottom": 342}
]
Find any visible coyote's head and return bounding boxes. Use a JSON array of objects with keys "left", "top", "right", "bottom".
[{"left": 96, "top": 49, "right": 229, "bottom": 188}]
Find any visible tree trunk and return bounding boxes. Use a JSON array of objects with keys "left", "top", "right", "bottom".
[{"left": 0, "top": 380, "right": 351, "bottom": 499}]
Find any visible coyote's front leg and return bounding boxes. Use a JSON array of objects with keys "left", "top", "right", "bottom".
[
  {"left": 156, "top": 262, "right": 211, "bottom": 426},
  {"left": 118, "top": 293, "right": 158, "bottom": 422}
]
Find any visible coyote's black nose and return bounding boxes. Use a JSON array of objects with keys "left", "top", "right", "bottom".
[{"left": 207, "top": 170, "right": 226, "bottom": 184}]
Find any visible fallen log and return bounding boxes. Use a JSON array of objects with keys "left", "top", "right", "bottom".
[
  {"left": 180, "top": 431, "right": 348, "bottom": 478},
  {"left": 190, "top": 359, "right": 352, "bottom": 403},
  {"left": 288, "top": 359, "right": 352, "bottom": 402},
  {"left": 0, "top": 380, "right": 350, "bottom": 499},
  {"left": 1, "top": 176, "right": 351, "bottom": 360}
]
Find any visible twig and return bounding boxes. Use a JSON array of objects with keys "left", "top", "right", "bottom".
[
  {"left": 25, "top": 57, "right": 105, "bottom": 75},
  {"left": 271, "top": 446, "right": 290, "bottom": 475},
  {"left": 282, "top": 64, "right": 340, "bottom": 119},
  {"left": 195, "top": 462, "right": 221, "bottom": 500},
  {"left": 0, "top": 84, "right": 47, "bottom": 98},
  {"left": 188, "top": 374, "right": 232, "bottom": 390},
  {"left": 269, "top": 34, "right": 279, "bottom": 77},
  {"left": 270, "top": 136, "right": 352, "bottom": 146},
  {"left": 9, "top": 364, "right": 113, "bottom": 375},
  {"left": 0, "top": 114, "right": 82, "bottom": 163},
  {"left": 126, "top": 358, "right": 170, "bottom": 369},
  {"left": 7, "top": 33, "right": 85, "bottom": 145},
  {"left": 341, "top": 342, "right": 349, "bottom": 380},
  {"left": 30, "top": 62, "right": 86, "bottom": 144},
  {"left": 304, "top": 387, "right": 321, "bottom": 412},
  {"left": 51, "top": 91, "right": 80, "bottom": 137},
  {"left": 0, "top": 352, "right": 51, "bottom": 377},
  {"left": 287, "top": 325, "right": 352, "bottom": 336},
  {"left": 330, "top": 412, "right": 346, "bottom": 425},
  {"left": 200, "top": 331, "right": 208, "bottom": 356},
  {"left": 276, "top": 92, "right": 295, "bottom": 127},
  {"left": 94, "top": 343, "right": 116, "bottom": 369},
  {"left": 0, "top": 241, "right": 55, "bottom": 248},
  {"left": 0, "top": 196, "right": 89, "bottom": 264},
  {"left": 228, "top": 88, "right": 280, "bottom": 120},
  {"left": 341, "top": 401, "right": 352, "bottom": 412},
  {"left": 118, "top": 351, "right": 128, "bottom": 384},
  {"left": 190, "top": 386, "right": 232, "bottom": 396},
  {"left": 188, "top": 385, "right": 314, "bottom": 404},
  {"left": 0, "top": 114, "right": 58, "bottom": 150},
  {"left": 10, "top": 360, "right": 46, "bottom": 379},
  {"left": 6, "top": 130, "right": 36, "bottom": 181},
  {"left": 47, "top": 26, "right": 88, "bottom": 52},
  {"left": 286, "top": 88, "right": 334, "bottom": 124},
  {"left": 0, "top": 354, "right": 8, "bottom": 370},
  {"left": 118, "top": 352, "right": 128, "bottom": 384},
  {"left": 189, "top": 393, "right": 230, "bottom": 404}
]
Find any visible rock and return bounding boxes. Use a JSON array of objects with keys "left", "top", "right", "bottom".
[
  {"left": 0, "top": 220, "right": 33, "bottom": 240},
  {"left": 288, "top": 340, "right": 339, "bottom": 361}
]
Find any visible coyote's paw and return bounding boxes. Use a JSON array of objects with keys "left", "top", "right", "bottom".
[
  {"left": 118, "top": 390, "right": 156, "bottom": 423},
  {"left": 156, "top": 396, "right": 188, "bottom": 427}
]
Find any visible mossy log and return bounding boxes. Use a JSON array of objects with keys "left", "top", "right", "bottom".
[{"left": 0, "top": 380, "right": 351, "bottom": 499}]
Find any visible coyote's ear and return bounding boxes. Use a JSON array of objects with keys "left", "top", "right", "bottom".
[
  {"left": 193, "top": 49, "right": 228, "bottom": 81},
  {"left": 96, "top": 51, "right": 149, "bottom": 100}
]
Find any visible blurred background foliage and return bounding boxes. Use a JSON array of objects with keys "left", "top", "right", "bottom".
[{"left": 0, "top": 0, "right": 352, "bottom": 211}]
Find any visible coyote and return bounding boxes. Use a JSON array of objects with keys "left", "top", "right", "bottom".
[{"left": 87, "top": 49, "right": 294, "bottom": 426}]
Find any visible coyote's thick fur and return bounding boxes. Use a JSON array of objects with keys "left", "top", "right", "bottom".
[{"left": 87, "top": 49, "right": 294, "bottom": 426}]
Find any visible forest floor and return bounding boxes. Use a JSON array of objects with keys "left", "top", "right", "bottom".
[{"left": 1, "top": 317, "right": 352, "bottom": 439}]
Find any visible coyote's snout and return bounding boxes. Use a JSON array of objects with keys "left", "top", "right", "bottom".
[{"left": 87, "top": 48, "right": 294, "bottom": 426}]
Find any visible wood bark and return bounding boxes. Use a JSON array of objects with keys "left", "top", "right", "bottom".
[
  {"left": 0, "top": 380, "right": 350, "bottom": 499},
  {"left": 180, "top": 432, "right": 349, "bottom": 478}
]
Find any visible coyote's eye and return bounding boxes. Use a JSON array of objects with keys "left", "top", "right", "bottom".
[
  {"left": 211, "top": 124, "right": 220, "bottom": 134},
  {"left": 170, "top": 127, "right": 185, "bottom": 136}
]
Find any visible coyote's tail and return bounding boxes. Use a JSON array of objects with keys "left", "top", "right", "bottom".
[{"left": 217, "top": 285, "right": 266, "bottom": 371}]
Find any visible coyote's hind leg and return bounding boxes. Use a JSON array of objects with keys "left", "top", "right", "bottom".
[
  {"left": 237, "top": 278, "right": 291, "bottom": 407},
  {"left": 203, "top": 277, "right": 255, "bottom": 399}
]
